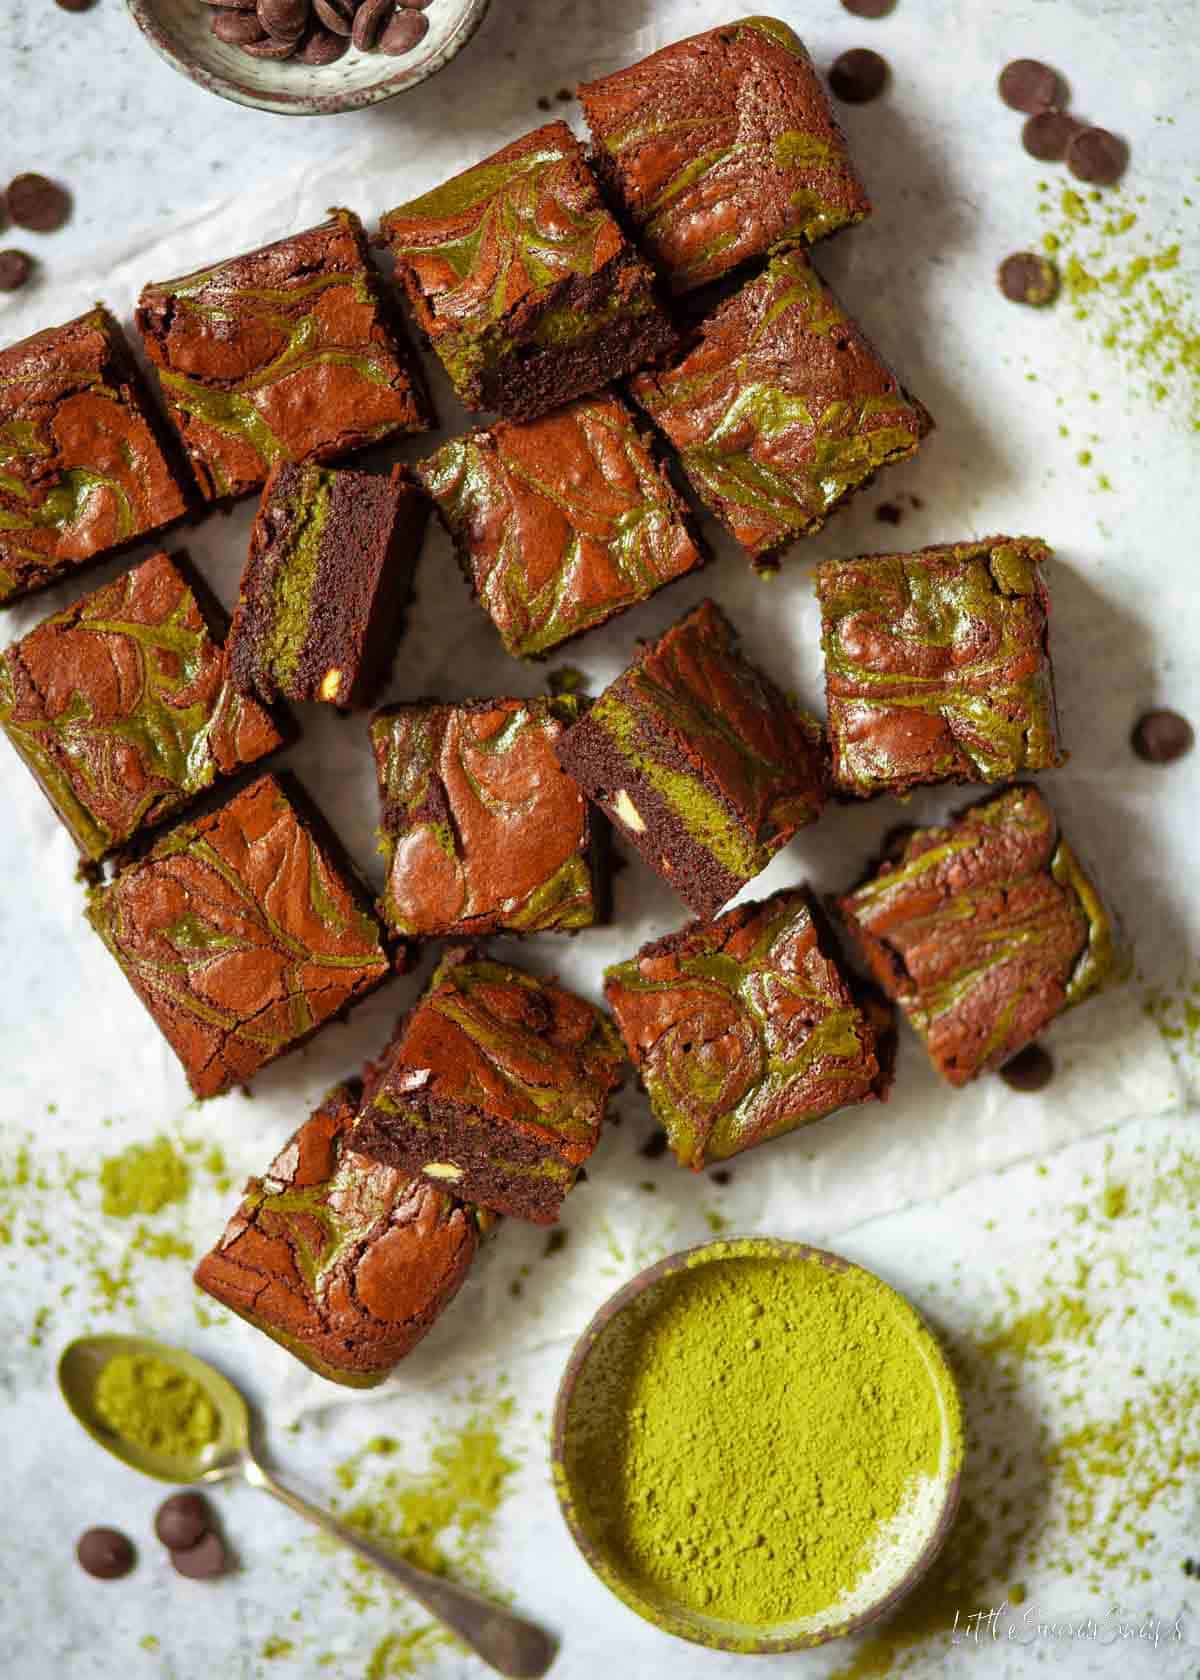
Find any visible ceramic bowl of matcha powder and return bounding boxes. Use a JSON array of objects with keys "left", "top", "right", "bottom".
[{"left": 551, "top": 1236, "right": 964, "bottom": 1653}]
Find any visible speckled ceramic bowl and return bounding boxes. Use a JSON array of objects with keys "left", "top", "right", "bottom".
[
  {"left": 552, "top": 1237, "right": 964, "bottom": 1654},
  {"left": 126, "top": 0, "right": 491, "bottom": 115}
]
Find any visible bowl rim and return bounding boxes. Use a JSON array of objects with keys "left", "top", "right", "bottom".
[
  {"left": 124, "top": 0, "right": 492, "bottom": 116},
  {"left": 550, "top": 1234, "right": 964, "bottom": 1655}
]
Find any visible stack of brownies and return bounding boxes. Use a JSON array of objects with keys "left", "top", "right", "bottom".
[{"left": 0, "top": 19, "right": 1118, "bottom": 1388}]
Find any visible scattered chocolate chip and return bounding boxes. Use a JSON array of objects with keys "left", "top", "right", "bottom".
[
  {"left": 1066, "top": 126, "right": 1127, "bottom": 186},
  {"left": 170, "top": 1531, "right": 229, "bottom": 1581},
  {"left": 351, "top": 0, "right": 391, "bottom": 50},
  {"left": 239, "top": 32, "right": 301, "bottom": 57},
  {"left": 875, "top": 501, "right": 903, "bottom": 525},
  {"left": 998, "top": 251, "right": 1059, "bottom": 306},
  {"left": 154, "top": 1493, "right": 212, "bottom": 1552},
  {"left": 5, "top": 174, "right": 71, "bottom": 234},
  {"left": 710, "top": 1169, "right": 732, "bottom": 1186},
  {"left": 1131, "top": 709, "right": 1194, "bottom": 765},
  {"left": 257, "top": 0, "right": 309, "bottom": 40},
  {"left": 299, "top": 25, "right": 350, "bottom": 62},
  {"left": 379, "top": 11, "right": 428, "bottom": 53},
  {"left": 537, "top": 96, "right": 552, "bottom": 112},
  {"left": 1021, "top": 110, "right": 1082, "bottom": 162},
  {"left": 840, "top": 0, "right": 896, "bottom": 14},
  {"left": 829, "top": 47, "right": 888, "bottom": 103},
  {"left": 313, "top": 0, "right": 354, "bottom": 31},
  {"left": 999, "top": 1044, "right": 1054, "bottom": 1093},
  {"left": 396, "top": 0, "right": 434, "bottom": 8},
  {"left": 1183, "top": 1558, "right": 1197, "bottom": 1578},
  {"left": 997, "top": 58, "right": 1061, "bottom": 114},
  {"left": 55, "top": 0, "right": 98, "bottom": 10},
  {"left": 556, "top": 86, "right": 572, "bottom": 101},
  {"left": 907, "top": 493, "right": 923, "bottom": 508},
  {"left": 202, "top": 0, "right": 260, "bottom": 8},
  {"left": 0, "top": 250, "right": 33, "bottom": 292},
  {"left": 639, "top": 1128, "right": 669, "bottom": 1160},
  {"left": 77, "top": 1528, "right": 136, "bottom": 1580},
  {"left": 212, "top": 11, "right": 267, "bottom": 42},
  {"left": 544, "top": 1229, "right": 569, "bottom": 1257}
]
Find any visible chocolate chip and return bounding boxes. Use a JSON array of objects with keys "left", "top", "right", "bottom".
[
  {"left": 997, "top": 58, "right": 1061, "bottom": 114},
  {"left": 875, "top": 501, "right": 903, "bottom": 525},
  {"left": 999, "top": 1044, "right": 1054, "bottom": 1093},
  {"left": 1021, "top": 110, "right": 1082, "bottom": 162},
  {"left": 55, "top": 0, "right": 98, "bottom": 10},
  {"left": 378, "top": 9, "right": 428, "bottom": 52},
  {"left": 829, "top": 48, "right": 888, "bottom": 103},
  {"left": 212, "top": 11, "right": 267, "bottom": 41},
  {"left": 351, "top": 0, "right": 391, "bottom": 50},
  {"left": 257, "top": 0, "right": 309, "bottom": 40},
  {"left": 5, "top": 174, "right": 71, "bottom": 234},
  {"left": 0, "top": 250, "right": 33, "bottom": 291},
  {"left": 998, "top": 251, "right": 1059, "bottom": 306},
  {"left": 710, "top": 1169, "right": 732, "bottom": 1186},
  {"left": 239, "top": 32, "right": 301, "bottom": 56},
  {"left": 537, "top": 96, "right": 551, "bottom": 111},
  {"left": 299, "top": 25, "right": 350, "bottom": 61},
  {"left": 313, "top": 0, "right": 354, "bottom": 31},
  {"left": 1066, "top": 127, "right": 1127, "bottom": 186},
  {"left": 840, "top": 0, "right": 895, "bottom": 15},
  {"left": 170, "top": 1531, "right": 229, "bottom": 1580},
  {"left": 77, "top": 1528, "right": 136, "bottom": 1580},
  {"left": 1131, "top": 709, "right": 1194, "bottom": 765},
  {"left": 639, "top": 1128, "right": 669, "bottom": 1160},
  {"left": 154, "top": 1493, "right": 212, "bottom": 1552}
]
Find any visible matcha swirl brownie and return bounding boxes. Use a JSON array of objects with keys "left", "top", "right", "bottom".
[
  {"left": 629, "top": 248, "right": 931, "bottom": 568},
  {"left": 578, "top": 15, "right": 871, "bottom": 294},
  {"left": 555, "top": 600, "right": 828, "bottom": 919},
  {"left": 0, "top": 306, "right": 191, "bottom": 605},
  {"left": 195, "top": 1083, "right": 488, "bottom": 1388},
  {"left": 378, "top": 122, "right": 674, "bottom": 421},
  {"left": 837, "top": 785, "right": 1119, "bottom": 1086},
  {"left": 351, "top": 948, "right": 625, "bottom": 1224},
  {"left": 136, "top": 210, "right": 430, "bottom": 502},
  {"left": 816, "top": 538, "right": 1065, "bottom": 796},
  {"left": 605, "top": 889, "right": 892, "bottom": 1170}
]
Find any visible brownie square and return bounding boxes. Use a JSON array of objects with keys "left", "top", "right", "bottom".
[
  {"left": 0, "top": 550, "right": 287, "bottom": 863},
  {"left": 0, "top": 305, "right": 190, "bottom": 606},
  {"left": 371, "top": 695, "right": 604, "bottom": 937},
  {"left": 605, "top": 889, "right": 891, "bottom": 1170},
  {"left": 228, "top": 461, "right": 429, "bottom": 710},
  {"left": 555, "top": 600, "right": 828, "bottom": 919},
  {"left": 378, "top": 122, "right": 674, "bottom": 421},
  {"left": 350, "top": 948, "right": 625, "bottom": 1224},
  {"left": 630, "top": 249, "right": 931, "bottom": 568},
  {"left": 136, "top": 210, "right": 430, "bottom": 503},
  {"left": 579, "top": 17, "right": 870, "bottom": 295},
  {"left": 86, "top": 773, "right": 393, "bottom": 1099},
  {"left": 817, "top": 537, "right": 1065, "bottom": 797},
  {"left": 836, "top": 786, "right": 1118, "bottom": 1086},
  {"left": 416, "top": 392, "right": 704, "bottom": 659},
  {"left": 194, "top": 1082, "right": 487, "bottom": 1388}
]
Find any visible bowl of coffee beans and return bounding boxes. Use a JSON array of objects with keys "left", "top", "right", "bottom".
[{"left": 126, "top": 0, "right": 490, "bottom": 114}]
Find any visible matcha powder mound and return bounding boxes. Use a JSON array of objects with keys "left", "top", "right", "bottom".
[
  {"left": 94, "top": 1354, "right": 218, "bottom": 1459},
  {"left": 563, "top": 1248, "right": 959, "bottom": 1630}
]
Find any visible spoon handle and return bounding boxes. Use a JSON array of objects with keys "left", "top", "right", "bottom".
[{"left": 242, "top": 1456, "right": 556, "bottom": 1679}]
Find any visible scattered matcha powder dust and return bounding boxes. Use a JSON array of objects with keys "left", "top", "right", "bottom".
[
  {"left": 563, "top": 1246, "right": 959, "bottom": 1631},
  {"left": 99, "top": 1136, "right": 190, "bottom": 1218},
  {"left": 94, "top": 1353, "right": 218, "bottom": 1459}
]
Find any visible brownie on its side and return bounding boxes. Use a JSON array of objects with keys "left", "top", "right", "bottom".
[
  {"left": 605, "top": 889, "right": 891, "bottom": 1170},
  {"left": 378, "top": 123, "right": 675, "bottom": 422},
  {"left": 0, "top": 306, "right": 191, "bottom": 606},
  {"left": 817, "top": 538, "right": 1065, "bottom": 797},
  {"left": 351, "top": 948, "right": 625, "bottom": 1224},
  {"left": 630, "top": 249, "right": 931, "bottom": 568},
  {"left": 194, "top": 1083, "right": 488, "bottom": 1388},
  {"left": 579, "top": 16, "right": 871, "bottom": 295},
  {"left": 136, "top": 210, "right": 430, "bottom": 503},
  {"left": 371, "top": 696, "right": 604, "bottom": 938},
  {"left": 0, "top": 550, "right": 287, "bottom": 863},
  {"left": 555, "top": 600, "right": 828, "bottom": 920},
  {"left": 417, "top": 393, "right": 704, "bottom": 659},
  {"left": 86, "top": 774, "right": 395, "bottom": 1100},
  {"left": 836, "top": 785, "right": 1118, "bottom": 1087},
  {"left": 228, "top": 462, "right": 429, "bottom": 710}
]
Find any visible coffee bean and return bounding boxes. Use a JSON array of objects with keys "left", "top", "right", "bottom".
[
  {"left": 1131, "top": 709, "right": 1194, "bottom": 765},
  {"left": 1021, "top": 110, "right": 1081, "bottom": 162},
  {"left": 997, "top": 58, "right": 1061, "bottom": 114},
  {"left": 258, "top": 0, "right": 309, "bottom": 39},
  {"left": 352, "top": 0, "right": 392, "bottom": 51},
  {"left": 998, "top": 251, "right": 1059, "bottom": 307},
  {"left": 1066, "top": 127, "right": 1127, "bottom": 186},
  {"left": 999, "top": 1044, "right": 1054, "bottom": 1093},
  {"left": 170, "top": 1531, "right": 229, "bottom": 1580},
  {"left": 154, "top": 1493, "right": 212, "bottom": 1552},
  {"left": 6, "top": 174, "right": 71, "bottom": 234},
  {"left": 639, "top": 1128, "right": 669, "bottom": 1160},
  {"left": 313, "top": 0, "right": 354, "bottom": 32},
  {"left": 841, "top": 0, "right": 895, "bottom": 15},
  {"left": 0, "top": 250, "right": 33, "bottom": 291},
  {"left": 829, "top": 48, "right": 888, "bottom": 104},
  {"left": 77, "top": 1528, "right": 136, "bottom": 1580},
  {"left": 299, "top": 25, "right": 351, "bottom": 61},
  {"left": 212, "top": 11, "right": 267, "bottom": 42}
]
